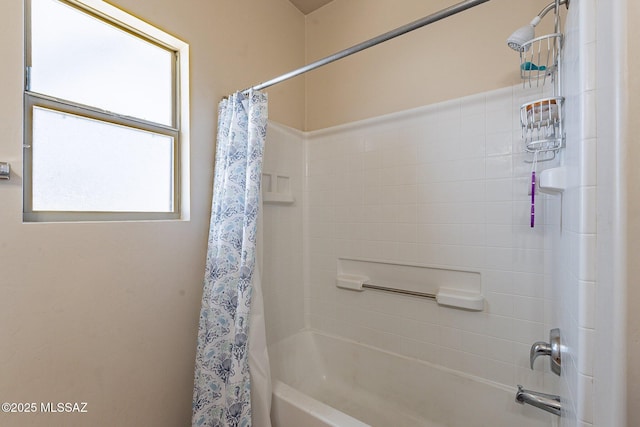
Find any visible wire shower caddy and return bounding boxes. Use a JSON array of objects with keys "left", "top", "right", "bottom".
[{"left": 518, "top": 32, "right": 564, "bottom": 161}]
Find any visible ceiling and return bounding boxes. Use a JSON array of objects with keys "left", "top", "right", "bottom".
[{"left": 289, "top": 0, "right": 334, "bottom": 15}]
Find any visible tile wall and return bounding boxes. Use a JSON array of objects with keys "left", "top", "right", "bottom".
[
  {"left": 262, "top": 122, "right": 305, "bottom": 347},
  {"left": 263, "top": 4, "right": 607, "bottom": 422},
  {"left": 303, "top": 83, "right": 562, "bottom": 390},
  {"left": 552, "top": 1, "right": 597, "bottom": 426}
]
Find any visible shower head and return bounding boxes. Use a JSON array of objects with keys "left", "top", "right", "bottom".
[
  {"left": 507, "top": 16, "right": 541, "bottom": 51},
  {"left": 507, "top": 0, "right": 569, "bottom": 51}
]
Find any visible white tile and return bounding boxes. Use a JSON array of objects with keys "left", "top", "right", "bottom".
[
  {"left": 485, "top": 178, "right": 512, "bottom": 202},
  {"left": 482, "top": 359, "right": 518, "bottom": 384},
  {"left": 395, "top": 185, "right": 417, "bottom": 204},
  {"left": 485, "top": 224, "right": 512, "bottom": 248},
  {"left": 460, "top": 92, "right": 486, "bottom": 117},
  {"left": 401, "top": 338, "right": 440, "bottom": 365},
  {"left": 395, "top": 223, "right": 418, "bottom": 243},
  {"left": 397, "top": 242, "right": 422, "bottom": 263},
  {"left": 445, "top": 159, "right": 485, "bottom": 182},
  {"left": 512, "top": 272, "right": 544, "bottom": 298},
  {"left": 364, "top": 129, "right": 399, "bottom": 152},
  {"left": 335, "top": 205, "right": 362, "bottom": 223},
  {"left": 513, "top": 85, "right": 544, "bottom": 111},
  {"left": 484, "top": 314, "right": 513, "bottom": 340},
  {"left": 439, "top": 308, "right": 487, "bottom": 335},
  {"left": 511, "top": 248, "right": 544, "bottom": 274},
  {"left": 485, "top": 247, "right": 513, "bottom": 271},
  {"left": 378, "top": 205, "right": 398, "bottom": 222},
  {"left": 395, "top": 165, "right": 418, "bottom": 185},
  {"left": 457, "top": 246, "right": 485, "bottom": 268},
  {"left": 485, "top": 87, "right": 513, "bottom": 112},
  {"left": 309, "top": 281, "right": 337, "bottom": 302},
  {"left": 396, "top": 204, "right": 418, "bottom": 223},
  {"left": 341, "top": 137, "right": 365, "bottom": 156},
  {"left": 460, "top": 331, "right": 488, "bottom": 357},
  {"left": 306, "top": 174, "right": 335, "bottom": 192},
  {"left": 299, "top": 80, "right": 592, "bottom": 390},
  {"left": 580, "top": 0, "right": 596, "bottom": 44},
  {"left": 513, "top": 342, "right": 535, "bottom": 370},
  {"left": 512, "top": 200, "right": 535, "bottom": 228},
  {"left": 310, "top": 221, "right": 335, "bottom": 239},
  {"left": 513, "top": 296, "right": 545, "bottom": 323},
  {"left": 363, "top": 186, "right": 381, "bottom": 205},
  {"left": 457, "top": 224, "right": 486, "bottom": 246},
  {"left": 401, "top": 318, "right": 440, "bottom": 344},
  {"left": 363, "top": 150, "right": 382, "bottom": 170},
  {"left": 307, "top": 157, "right": 334, "bottom": 177},
  {"left": 509, "top": 319, "right": 544, "bottom": 345},
  {"left": 458, "top": 135, "right": 486, "bottom": 159},
  {"left": 307, "top": 205, "right": 334, "bottom": 223},
  {"left": 359, "top": 327, "right": 404, "bottom": 354},
  {"left": 583, "top": 42, "right": 597, "bottom": 92},
  {"left": 515, "top": 366, "right": 544, "bottom": 389},
  {"left": 512, "top": 225, "right": 545, "bottom": 249},
  {"left": 483, "top": 336, "right": 515, "bottom": 364},
  {"left": 577, "top": 374, "right": 594, "bottom": 423},
  {"left": 380, "top": 241, "right": 401, "bottom": 261},
  {"left": 482, "top": 270, "right": 514, "bottom": 294},
  {"left": 580, "top": 138, "right": 597, "bottom": 187},
  {"left": 334, "top": 154, "right": 363, "bottom": 175},
  {"left": 359, "top": 240, "right": 384, "bottom": 259},
  {"left": 578, "top": 327, "right": 594, "bottom": 376},
  {"left": 486, "top": 292, "right": 514, "bottom": 317},
  {"left": 485, "top": 155, "right": 513, "bottom": 179},
  {"left": 512, "top": 153, "right": 537, "bottom": 179},
  {"left": 438, "top": 347, "right": 466, "bottom": 372},
  {"left": 578, "top": 186, "right": 597, "bottom": 234},
  {"left": 485, "top": 131, "right": 513, "bottom": 157},
  {"left": 309, "top": 298, "right": 336, "bottom": 317},
  {"left": 581, "top": 90, "right": 597, "bottom": 140},
  {"left": 334, "top": 187, "right": 362, "bottom": 207},
  {"left": 396, "top": 143, "right": 419, "bottom": 166},
  {"left": 578, "top": 281, "right": 596, "bottom": 329},
  {"left": 460, "top": 113, "right": 486, "bottom": 138},
  {"left": 578, "top": 234, "right": 597, "bottom": 281},
  {"left": 486, "top": 202, "right": 513, "bottom": 225}
]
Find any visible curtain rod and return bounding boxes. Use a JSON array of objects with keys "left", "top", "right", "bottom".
[{"left": 242, "top": 0, "right": 491, "bottom": 93}]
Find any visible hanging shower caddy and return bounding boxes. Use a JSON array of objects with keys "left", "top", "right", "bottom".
[
  {"left": 518, "top": 31, "right": 564, "bottom": 161},
  {"left": 510, "top": 0, "right": 568, "bottom": 228}
]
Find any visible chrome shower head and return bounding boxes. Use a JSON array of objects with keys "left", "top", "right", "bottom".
[
  {"left": 507, "top": 16, "right": 541, "bottom": 51},
  {"left": 507, "top": 0, "right": 569, "bottom": 51}
]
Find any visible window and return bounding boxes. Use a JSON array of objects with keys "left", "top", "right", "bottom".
[{"left": 24, "top": 0, "right": 189, "bottom": 221}]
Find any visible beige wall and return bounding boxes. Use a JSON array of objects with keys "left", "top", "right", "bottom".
[
  {"left": 0, "top": 1, "right": 304, "bottom": 426},
  {"left": 628, "top": 0, "right": 639, "bottom": 423},
  {"left": 304, "top": 0, "right": 557, "bottom": 130}
]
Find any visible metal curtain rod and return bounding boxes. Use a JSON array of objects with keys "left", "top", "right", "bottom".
[
  {"left": 362, "top": 283, "right": 437, "bottom": 301},
  {"left": 244, "top": 0, "right": 491, "bottom": 93}
]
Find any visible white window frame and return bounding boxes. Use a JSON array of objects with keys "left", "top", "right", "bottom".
[{"left": 23, "top": 0, "right": 190, "bottom": 222}]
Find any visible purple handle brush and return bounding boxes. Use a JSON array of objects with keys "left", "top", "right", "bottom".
[{"left": 530, "top": 171, "right": 536, "bottom": 228}]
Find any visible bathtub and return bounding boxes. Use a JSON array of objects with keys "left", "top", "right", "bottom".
[{"left": 268, "top": 330, "right": 555, "bottom": 427}]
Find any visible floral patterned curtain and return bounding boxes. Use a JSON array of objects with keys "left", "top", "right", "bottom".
[{"left": 193, "top": 91, "right": 268, "bottom": 427}]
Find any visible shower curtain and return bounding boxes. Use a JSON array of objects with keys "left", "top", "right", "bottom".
[{"left": 193, "top": 90, "right": 271, "bottom": 427}]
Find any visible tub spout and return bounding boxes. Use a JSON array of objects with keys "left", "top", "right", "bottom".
[{"left": 515, "top": 385, "right": 561, "bottom": 416}]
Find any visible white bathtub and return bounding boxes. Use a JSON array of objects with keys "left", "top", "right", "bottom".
[{"left": 268, "top": 330, "right": 555, "bottom": 427}]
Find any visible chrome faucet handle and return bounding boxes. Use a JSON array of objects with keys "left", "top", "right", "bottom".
[
  {"left": 530, "top": 341, "right": 551, "bottom": 368},
  {"left": 529, "top": 328, "right": 561, "bottom": 375}
]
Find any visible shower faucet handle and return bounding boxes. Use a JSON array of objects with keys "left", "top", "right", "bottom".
[
  {"left": 530, "top": 342, "right": 551, "bottom": 368},
  {"left": 529, "top": 328, "right": 561, "bottom": 376}
]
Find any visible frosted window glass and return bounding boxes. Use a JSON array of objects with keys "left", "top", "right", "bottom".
[
  {"left": 32, "top": 107, "right": 174, "bottom": 212},
  {"left": 30, "top": 0, "right": 173, "bottom": 126}
]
